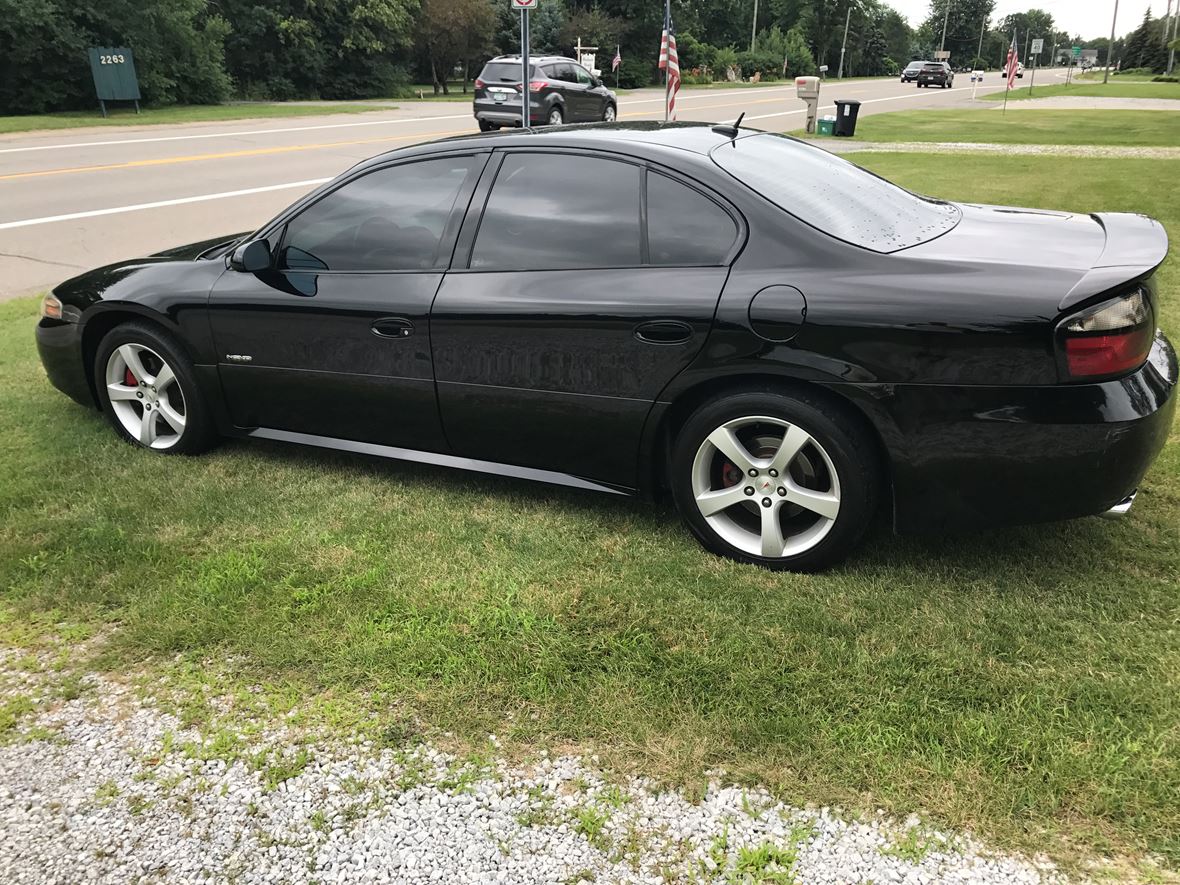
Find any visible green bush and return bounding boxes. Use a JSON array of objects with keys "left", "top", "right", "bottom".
[
  {"left": 1115, "top": 66, "right": 1156, "bottom": 76},
  {"left": 1152, "top": 75, "right": 1179, "bottom": 82},
  {"left": 615, "top": 56, "right": 654, "bottom": 89},
  {"left": 736, "top": 49, "right": 783, "bottom": 80}
]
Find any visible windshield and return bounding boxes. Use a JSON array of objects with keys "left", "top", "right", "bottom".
[
  {"left": 710, "top": 132, "right": 960, "bottom": 252},
  {"left": 480, "top": 62, "right": 537, "bottom": 83},
  {"left": 905, "top": 62, "right": 923, "bottom": 70}
]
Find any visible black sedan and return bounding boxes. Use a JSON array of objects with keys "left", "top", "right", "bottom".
[{"left": 36, "top": 123, "right": 1176, "bottom": 571}]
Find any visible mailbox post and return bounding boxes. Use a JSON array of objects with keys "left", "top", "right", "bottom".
[{"left": 796, "top": 76, "right": 820, "bottom": 134}]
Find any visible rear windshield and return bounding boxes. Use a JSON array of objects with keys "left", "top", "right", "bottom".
[
  {"left": 922, "top": 63, "right": 945, "bottom": 71},
  {"left": 480, "top": 62, "right": 537, "bottom": 83},
  {"left": 710, "top": 132, "right": 960, "bottom": 252}
]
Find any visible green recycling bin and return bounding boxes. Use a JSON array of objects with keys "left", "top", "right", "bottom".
[{"left": 817, "top": 117, "right": 835, "bottom": 136}]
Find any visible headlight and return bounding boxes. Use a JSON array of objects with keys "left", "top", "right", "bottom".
[{"left": 40, "top": 293, "right": 64, "bottom": 320}]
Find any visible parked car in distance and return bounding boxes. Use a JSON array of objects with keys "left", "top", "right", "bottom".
[
  {"left": 1016, "top": 61, "right": 1025, "bottom": 78},
  {"left": 474, "top": 55, "right": 617, "bottom": 131},
  {"left": 917, "top": 61, "right": 954, "bottom": 87},
  {"left": 35, "top": 123, "right": 1176, "bottom": 572},
  {"left": 901, "top": 60, "right": 926, "bottom": 82}
]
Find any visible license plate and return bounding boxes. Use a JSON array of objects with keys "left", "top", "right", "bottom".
[{"left": 494, "top": 94, "right": 506, "bottom": 104}]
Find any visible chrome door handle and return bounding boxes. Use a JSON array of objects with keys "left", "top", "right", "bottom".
[{"left": 371, "top": 317, "right": 414, "bottom": 339}]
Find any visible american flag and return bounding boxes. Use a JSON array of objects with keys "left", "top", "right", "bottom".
[
  {"left": 658, "top": 2, "right": 680, "bottom": 120},
  {"left": 612, "top": 46, "right": 621, "bottom": 72},
  {"left": 1005, "top": 35, "right": 1019, "bottom": 89}
]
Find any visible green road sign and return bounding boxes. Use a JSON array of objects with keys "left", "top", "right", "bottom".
[
  {"left": 1072, "top": 46, "right": 1082, "bottom": 59},
  {"left": 88, "top": 47, "right": 141, "bottom": 102}
]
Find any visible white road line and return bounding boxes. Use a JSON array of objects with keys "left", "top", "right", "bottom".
[
  {"left": 0, "top": 82, "right": 861, "bottom": 156},
  {"left": 0, "top": 114, "right": 474, "bottom": 156},
  {"left": 0, "top": 179, "right": 330, "bottom": 231}
]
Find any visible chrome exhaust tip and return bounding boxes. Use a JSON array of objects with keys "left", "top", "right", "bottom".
[{"left": 1101, "top": 491, "right": 1137, "bottom": 519}]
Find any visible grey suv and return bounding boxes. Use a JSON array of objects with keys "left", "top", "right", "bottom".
[{"left": 474, "top": 55, "right": 618, "bottom": 130}]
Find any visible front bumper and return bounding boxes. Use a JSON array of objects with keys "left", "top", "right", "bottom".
[
  {"left": 36, "top": 318, "right": 94, "bottom": 408},
  {"left": 853, "top": 330, "right": 1177, "bottom": 533}
]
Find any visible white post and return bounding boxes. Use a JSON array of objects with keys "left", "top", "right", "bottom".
[
  {"left": 1104, "top": 0, "right": 1119, "bottom": 84},
  {"left": 838, "top": 4, "right": 852, "bottom": 78}
]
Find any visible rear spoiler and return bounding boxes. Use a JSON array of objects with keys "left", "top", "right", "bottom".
[{"left": 1060, "top": 213, "right": 1169, "bottom": 310}]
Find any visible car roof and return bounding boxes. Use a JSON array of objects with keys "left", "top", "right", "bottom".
[
  {"left": 485, "top": 55, "right": 580, "bottom": 66},
  {"left": 352, "top": 122, "right": 754, "bottom": 172}
]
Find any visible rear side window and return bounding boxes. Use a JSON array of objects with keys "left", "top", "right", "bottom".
[
  {"left": 711, "top": 133, "right": 960, "bottom": 252},
  {"left": 647, "top": 172, "right": 737, "bottom": 266},
  {"left": 471, "top": 153, "right": 642, "bottom": 270},
  {"left": 279, "top": 156, "right": 478, "bottom": 272},
  {"left": 481, "top": 62, "right": 536, "bottom": 82}
]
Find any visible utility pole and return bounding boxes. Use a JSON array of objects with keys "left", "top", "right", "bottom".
[
  {"left": 838, "top": 3, "right": 852, "bottom": 78},
  {"left": 1164, "top": 0, "right": 1174, "bottom": 42},
  {"left": 1104, "top": 0, "right": 1119, "bottom": 84},
  {"left": 1170, "top": 4, "right": 1179, "bottom": 73},
  {"left": 940, "top": 0, "right": 951, "bottom": 53},
  {"left": 751, "top": 0, "right": 759, "bottom": 52},
  {"left": 977, "top": 16, "right": 987, "bottom": 66}
]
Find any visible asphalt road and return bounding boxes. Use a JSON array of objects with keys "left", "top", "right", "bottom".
[{"left": 0, "top": 75, "right": 1010, "bottom": 300}]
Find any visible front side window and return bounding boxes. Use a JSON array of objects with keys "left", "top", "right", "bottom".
[
  {"left": 280, "top": 156, "right": 479, "bottom": 272},
  {"left": 572, "top": 64, "right": 594, "bottom": 85},
  {"left": 647, "top": 172, "right": 738, "bottom": 265},
  {"left": 711, "top": 133, "right": 960, "bottom": 252},
  {"left": 470, "top": 153, "right": 642, "bottom": 270}
]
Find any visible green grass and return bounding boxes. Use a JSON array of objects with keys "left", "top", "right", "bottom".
[
  {"left": 794, "top": 108, "right": 1180, "bottom": 146},
  {"left": 982, "top": 79, "right": 1180, "bottom": 101},
  {"left": 0, "top": 102, "right": 391, "bottom": 135},
  {"left": 1, "top": 154, "right": 1178, "bottom": 870}
]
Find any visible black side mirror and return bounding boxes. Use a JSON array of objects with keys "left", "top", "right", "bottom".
[{"left": 230, "top": 239, "right": 271, "bottom": 273}]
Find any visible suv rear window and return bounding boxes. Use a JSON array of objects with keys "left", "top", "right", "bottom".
[
  {"left": 922, "top": 63, "right": 945, "bottom": 72},
  {"left": 480, "top": 62, "right": 537, "bottom": 82},
  {"left": 710, "top": 132, "right": 960, "bottom": 252}
]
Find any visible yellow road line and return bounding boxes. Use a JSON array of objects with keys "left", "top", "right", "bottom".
[{"left": 0, "top": 128, "right": 466, "bottom": 182}]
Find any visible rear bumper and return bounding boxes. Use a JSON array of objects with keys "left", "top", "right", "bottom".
[
  {"left": 36, "top": 318, "right": 95, "bottom": 408},
  {"left": 474, "top": 97, "right": 544, "bottom": 126},
  {"left": 851, "top": 330, "right": 1177, "bottom": 533}
]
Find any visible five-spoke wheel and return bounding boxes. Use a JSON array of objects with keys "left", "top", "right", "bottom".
[
  {"left": 95, "top": 322, "right": 218, "bottom": 455},
  {"left": 671, "top": 389, "right": 878, "bottom": 571}
]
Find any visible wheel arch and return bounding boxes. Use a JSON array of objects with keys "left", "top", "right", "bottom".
[
  {"left": 80, "top": 306, "right": 196, "bottom": 407},
  {"left": 643, "top": 373, "right": 895, "bottom": 517}
]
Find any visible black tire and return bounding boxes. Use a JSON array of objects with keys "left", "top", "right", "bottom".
[
  {"left": 669, "top": 388, "right": 879, "bottom": 572},
  {"left": 602, "top": 103, "right": 617, "bottom": 123},
  {"left": 546, "top": 105, "right": 564, "bottom": 126},
  {"left": 478, "top": 120, "right": 496, "bottom": 132},
  {"left": 94, "top": 321, "right": 219, "bottom": 455}
]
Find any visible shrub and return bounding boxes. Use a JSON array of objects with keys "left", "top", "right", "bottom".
[
  {"left": 1152, "top": 75, "right": 1179, "bottom": 82},
  {"left": 615, "top": 56, "right": 654, "bottom": 89},
  {"left": 736, "top": 49, "right": 782, "bottom": 80}
]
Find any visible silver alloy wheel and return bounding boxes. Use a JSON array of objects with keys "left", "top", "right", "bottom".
[
  {"left": 548, "top": 107, "right": 563, "bottom": 125},
  {"left": 104, "top": 343, "right": 186, "bottom": 450},
  {"left": 603, "top": 104, "right": 616, "bottom": 122},
  {"left": 690, "top": 415, "right": 840, "bottom": 559}
]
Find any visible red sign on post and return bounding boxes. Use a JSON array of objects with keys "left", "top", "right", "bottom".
[{"left": 511, "top": 0, "right": 537, "bottom": 8}]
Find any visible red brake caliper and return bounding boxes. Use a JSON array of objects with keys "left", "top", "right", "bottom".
[
  {"left": 721, "top": 462, "right": 742, "bottom": 488},
  {"left": 124, "top": 368, "right": 137, "bottom": 387}
]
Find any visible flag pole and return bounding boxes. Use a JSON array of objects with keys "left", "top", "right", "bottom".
[
  {"left": 615, "top": 44, "right": 620, "bottom": 89},
  {"left": 663, "top": 0, "right": 671, "bottom": 121},
  {"left": 1002, "top": 30, "right": 1014, "bottom": 117}
]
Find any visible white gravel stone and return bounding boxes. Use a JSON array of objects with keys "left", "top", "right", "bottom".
[{"left": 0, "top": 654, "right": 1066, "bottom": 884}]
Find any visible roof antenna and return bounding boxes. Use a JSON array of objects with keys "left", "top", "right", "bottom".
[{"left": 711, "top": 112, "right": 745, "bottom": 138}]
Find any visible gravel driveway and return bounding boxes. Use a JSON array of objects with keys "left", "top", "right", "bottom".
[{"left": 0, "top": 648, "right": 1070, "bottom": 885}]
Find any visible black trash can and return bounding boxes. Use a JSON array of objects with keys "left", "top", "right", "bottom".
[{"left": 833, "top": 99, "right": 862, "bottom": 137}]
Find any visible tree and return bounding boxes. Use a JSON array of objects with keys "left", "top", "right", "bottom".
[
  {"left": 417, "top": 0, "right": 494, "bottom": 93},
  {"left": 1123, "top": 7, "right": 1168, "bottom": 71},
  {"left": 920, "top": 0, "right": 995, "bottom": 65}
]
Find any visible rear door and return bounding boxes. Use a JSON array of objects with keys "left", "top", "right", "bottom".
[
  {"left": 429, "top": 149, "right": 742, "bottom": 487},
  {"left": 208, "top": 152, "right": 486, "bottom": 450}
]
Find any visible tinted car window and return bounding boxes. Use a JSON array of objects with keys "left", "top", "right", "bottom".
[
  {"left": 481, "top": 62, "right": 537, "bottom": 82},
  {"left": 280, "top": 157, "right": 478, "bottom": 272},
  {"left": 553, "top": 63, "right": 577, "bottom": 82},
  {"left": 711, "top": 133, "right": 960, "bottom": 252},
  {"left": 471, "top": 153, "right": 642, "bottom": 270},
  {"left": 572, "top": 64, "right": 594, "bottom": 85},
  {"left": 647, "top": 172, "right": 738, "bottom": 265}
]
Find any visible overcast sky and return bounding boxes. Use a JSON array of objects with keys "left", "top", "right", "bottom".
[{"left": 888, "top": 0, "right": 1156, "bottom": 41}]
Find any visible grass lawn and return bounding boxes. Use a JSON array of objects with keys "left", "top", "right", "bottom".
[
  {"left": 982, "top": 79, "right": 1180, "bottom": 101},
  {"left": 0, "top": 103, "right": 390, "bottom": 135},
  {"left": 1, "top": 154, "right": 1178, "bottom": 871},
  {"left": 792, "top": 108, "right": 1180, "bottom": 146}
]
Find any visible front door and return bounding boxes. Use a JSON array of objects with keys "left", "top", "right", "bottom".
[
  {"left": 208, "top": 153, "right": 486, "bottom": 451},
  {"left": 430, "top": 150, "right": 742, "bottom": 488}
]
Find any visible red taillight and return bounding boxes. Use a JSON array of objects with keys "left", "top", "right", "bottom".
[
  {"left": 1061, "top": 288, "right": 1154, "bottom": 380},
  {"left": 474, "top": 77, "right": 486, "bottom": 89},
  {"left": 528, "top": 79, "right": 546, "bottom": 93}
]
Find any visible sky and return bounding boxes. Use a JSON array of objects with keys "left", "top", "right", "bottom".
[{"left": 888, "top": 0, "right": 1158, "bottom": 41}]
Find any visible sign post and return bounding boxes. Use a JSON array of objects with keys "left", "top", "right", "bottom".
[
  {"left": 512, "top": 0, "right": 537, "bottom": 127},
  {"left": 1029, "top": 38, "right": 1043, "bottom": 94},
  {"left": 87, "top": 47, "right": 141, "bottom": 117}
]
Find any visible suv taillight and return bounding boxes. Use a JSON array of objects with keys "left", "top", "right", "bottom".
[
  {"left": 528, "top": 79, "right": 546, "bottom": 92},
  {"left": 474, "top": 77, "right": 486, "bottom": 89},
  {"left": 1060, "top": 287, "right": 1154, "bottom": 380}
]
